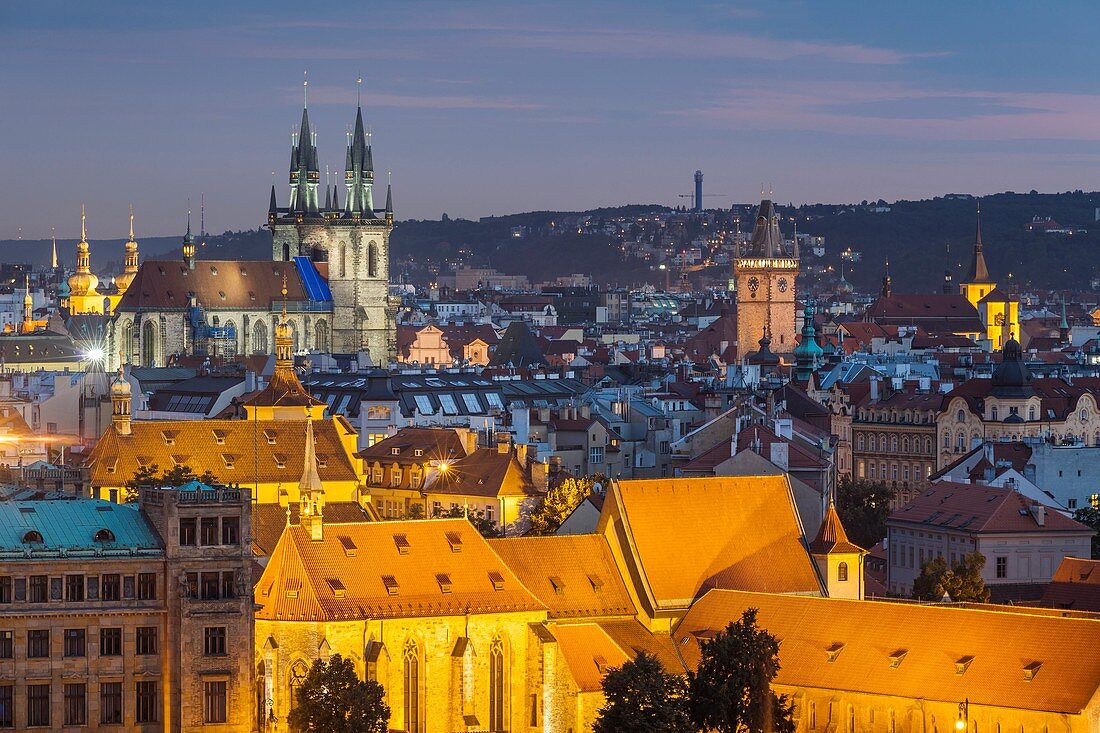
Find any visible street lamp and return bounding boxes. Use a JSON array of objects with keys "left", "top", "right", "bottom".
[{"left": 956, "top": 699, "right": 969, "bottom": 732}]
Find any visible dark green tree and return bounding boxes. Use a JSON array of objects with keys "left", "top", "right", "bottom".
[
  {"left": 529, "top": 474, "right": 604, "bottom": 534},
  {"left": 431, "top": 505, "right": 501, "bottom": 538},
  {"left": 594, "top": 652, "right": 692, "bottom": 733},
  {"left": 912, "top": 552, "right": 989, "bottom": 602},
  {"left": 1073, "top": 507, "right": 1100, "bottom": 559},
  {"left": 159, "top": 464, "right": 197, "bottom": 487},
  {"left": 287, "top": 654, "right": 389, "bottom": 733},
  {"left": 835, "top": 475, "right": 896, "bottom": 549},
  {"left": 688, "top": 608, "right": 794, "bottom": 733},
  {"left": 123, "top": 464, "right": 161, "bottom": 503}
]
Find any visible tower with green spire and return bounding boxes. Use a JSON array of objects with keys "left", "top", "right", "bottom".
[{"left": 793, "top": 304, "right": 824, "bottom": 382}]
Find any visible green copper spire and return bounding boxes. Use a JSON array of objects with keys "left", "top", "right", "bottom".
[
  {"left": 289, "top": 73, "right": 320, "bottom": 215},
  {"left": 345, "top": 76, "right": 376, "bottom": 217}
]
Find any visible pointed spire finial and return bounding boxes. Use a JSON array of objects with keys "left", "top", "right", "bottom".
[
  {"left": 357, "top": 73, "right": 362, "bottom": 107},
  {"left": 128, "top": 204, "right": 135, "bottom": 241},
  {"left": 303, "top": 70, "right": 308, "bottom": 108},
  {"left": 51, "top": 228, "right": 58, "bottom": 269},
  {"left": 281, "top": 274, "right": 288, "bottom": 320},
  {"left": 80, "top": 204, "right": 86, "bottom": 242}
]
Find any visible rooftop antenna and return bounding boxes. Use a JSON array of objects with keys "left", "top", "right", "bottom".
[
  {"left": 200, "top": 193, "right": 206, "bottom": 244},
  {"left": 357, "top": 73, "right": 362, "bottom": 107}
]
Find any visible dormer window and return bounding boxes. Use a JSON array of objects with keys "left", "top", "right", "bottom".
[
  {"left": 212, "top": 429, "right": 226, "bottom": 445},
  {"left": 436, "top": 573, "right": 452, "bottom": 594},
  {"left": 263, "top": 429, "right": 277, "bottom": 445},
  {"left": 393, "top": 534, "right": 410, "bottom": 555},
  {"left": 22, "top": 530, "right": 43, "bottom": 544},
  {"left": 1023, "top": 661, "right": 1042, "bottom": 681},
  {"left": 210, "top": 265, "right": 218, "bottom": 275},
  {"left": 488, "top": 571, "right": 505, "bottom": 591},
  {"left": 94, "top": 529, "right": 115, "bottom": 542},
  {"left": 414, "top": 448, "right": 424, "bottom": 457},
  {"left": 888, "top": 649, "right": 908, "bottom": 668},
  {"left": 382, "top": 575, "right": 399, "bottom": 596},
  {"left": 390, "top": 447, "right": 401, "bottom": 456},
  {"left": 826, "top": 642, "right": 845, "bottom": 662},
  {"left": 161, "top": 430, "right": 177, "bottom": 446},
  {"left": 273, "top": 453, "right": 287, "bottom": 469}
]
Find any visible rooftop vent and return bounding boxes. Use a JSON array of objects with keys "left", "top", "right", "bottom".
[
  {"left": 382, "top": 575, "right": 399, "bottom": 596},
  {"left": 826, "top": 641, "right": 845, "bottom": 663},
  {"left": 393, "top": 534, "right": 410, "bottom": 555},
  {"left": 338, "top": 536, "right": 357, "bottom": 557}
]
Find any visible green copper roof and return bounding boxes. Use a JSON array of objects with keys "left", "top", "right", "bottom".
[{"left": 0, "top": 499, "right": 162, "bottom": 556}]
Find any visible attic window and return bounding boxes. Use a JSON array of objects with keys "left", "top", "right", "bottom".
[
  {"left": 221, "top": 454, "right": 237, "bottom": 469},
  {"left": 263, "top": 429, "right": 277, "bottom": 445},
  {"left": 826, "top": 642, "right": 845, "bottom": 662},
  {"left": 136, "top": 455, "right": 154, "bottom": 468},
  {"left": 161, "top": 430, "right": 177, "bottom": 445},
  {"left": 22, "top": 530, "right": 43, "bottom": 544},
  {"left": 315, "top": 454, "right": 328, "bottom": 468},
  {"left": 382, "top": 575, "right": 399, "bottom": 596},
  {"left": 284, "top": 577, "right": 301, "bottom": 599},
  {"left": 240, "top": 267, "right": 248, "bottom": 276},
  {"left": 338, "top": 536, "right": 357, "bottom": 557},
  {"left": 593, "top": 655, "right": 609, "bottom": 673},
  {"left": 94, "top": 529, "right": 115, "bottom": 542},
  {"left": 588, "top": 574, "right": 604, "bottom": 591},
  {"left": 390, "top": 447, "right": 401, "bottom": 456},
  {"left": 1023, "top": 661, "right": 1042, "bottom": 681},
  {"left": 325, "top": 578, "right": 346, "bottom": 598},
  {"left": 249, "top": 291, "right": 257, "bottom": 301},
  {"left": 210, "top": 266, "right": 218, "bottom": 275},
  {"left": 212, "top": 429, "right": 226, "bottom": 445},
  {"left": 273, "top": 453, "right": 288, "bottom": 469},
  {"left": 393, "top": 534, "right": 410, "bottom": 555},
  {"left": 955, "top": 655, "right": 974, "bottom": 675},
  {"left": 888, "top": 649, "right": 908, "bottom": 668},
  {"left": 218, "top": 291, "right": 226, "bottom": 300},
  {"left": 414, "top": 448, "right": 424, "bottom": 457},
  {"left": 488, "top": 571, "right": 505, "bottom": 591},
  {"left": 445, "top": 531, "right": 463, "bottom": 553},
  {"left": 170, "top": 454, "right": 190, "bottom": 467},
  {"left": 436, "top": 573, "right": 453, "bottom": 594},
  {"left": 549, "top": 576, "right": 566, "bottom": 595}
]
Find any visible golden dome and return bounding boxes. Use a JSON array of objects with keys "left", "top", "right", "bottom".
[
  {"left": 69, "top": 206, "right": 101, "bottom": 297},
  {"left": 68, "top": 268, "right": 100, "bottom": 297},
  {"left": 111, "top": 367, "right": 131, "bottom": 397}
]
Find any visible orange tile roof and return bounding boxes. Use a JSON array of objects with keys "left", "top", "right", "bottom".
[
  {"left": 596, "top": 620, "right": 683, "bottom": 673},
  {"left": 359, "top": 427, "right": 467, "bottom": 465},
  {"left": 808, "top": 501, "right": 864, "bottom": 554},
  {"left": 550, "top": 623, "right": 632, "bottom": 692},
  {"left": 254, "top": 518, "right": 545, "bottom": 621},
  {"left": 489, "top": 534, "right": 636, "bottom": 619},
  {"left": 675, "top": 589, "right": 1100, "bottom": 714},
  {"left": 252, "top": 501, "right": 374, "bottom": 556},
  {"left": 1042, "top": 557, "right": 1100, "bottom": 612},
  {"left": 600, "top": 476, "right": 821, "bottom": 613},
  {"left": 428, "top": 448, "right": 540, "bottom": 499},
  {"left": 86, "top": 417, "right": 360, "bottom": 488}
]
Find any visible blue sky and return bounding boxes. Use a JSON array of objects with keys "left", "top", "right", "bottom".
[{"left": 3, "top": 0, "right": 1100, "bottom": 238}]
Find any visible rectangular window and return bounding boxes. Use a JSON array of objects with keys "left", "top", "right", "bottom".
[
  {"left": 136, "top": 681, "right": 158, "bottom": 723},
  {"left": 100, "top": 627, "right": 122, "bottom": 656},
  {"left": 0, "top": 577, "right": 9, "bottom": 604},
  {"left": 100, "top": 681, "right": 122, "bottom": 725},
  {"left": 136, "top": 627, "right": 157, "bottom": 655},
  {"left": 27, "top": 684, "right": 49, "bottom": 727},
  {"left": 179, "top": 517, "right": 197, "bottom": 545},
  {"left": 589, "top": 446, "right": 604, "bottom": 465},
  {"left": 0, "top": 685, "right": 11, "bottom": 728},
  {"left": 220, "top": 572, "right": 237, "bottom": 600},
  {"left": 438, "top": 394, "right": 459, "bottom": 415},
  {"left": 27, "top": 629, "right": 49, "bottom": 658},
  {"left": 64, "top": 683, "right": 86, "bottom": 726},
  {"left": 200, "top": 517, "right": 219, "bottom": 546},
  {"left": 413, "top": 395, "right": 434, "bottom": 415},
  {"left": 204, "top": 627, "right": 227, "bottom": 656},
  {"left": 64, "top": 628, "right": 86, "bottom": 657},
  {"left": 101, "top": 574, "right": 121, "bottom": 601},
  {"left": 137, "top": 573, "right": 156, "bottom": 600},
  {"left": 996, "top": 556, "right": 1008, "bottom": 579},
  {"left": 65, "top": 575, "right": 84, "bottom": 602},
  {"left": 0, "top": 632, "right": 10, "bottom": 659},
  {"left": 221, "top": 516, "right": 240, "bottom": 545},
  {"left": 28, "top": 575, "right": 48, "bottom": 603},
  {"left": 200, "top": 573, "right": 221, "bottom": 600},
  {"left": 204, "top": 681, "right": 227, "bottom": 724}
]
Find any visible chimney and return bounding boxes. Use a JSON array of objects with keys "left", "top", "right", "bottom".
[
  {"left": 495, "top": 431, "right": 511, "bottom": 454},
  {"left": 774, "top": 418, "right": 793, "bottom": 440},
  {"left": 531, "top": 460, "right": 549, "bottom": 492},
  {"left": 869, "top": 378, "right": 880, "bottom": 402},
  {"left": 459, "top": 428, "right": 479, "bottom": 456},
  {"left": 515, "top": 443, "right": 528, "bottom": 466},
  {"left": 1030, "top": 502, "right": 1046, "bottom": 527},
  {"left": 769, "top": 442, "right": 789, "bottom": 472}
]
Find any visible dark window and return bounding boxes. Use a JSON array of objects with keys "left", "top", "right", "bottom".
[
  {"left": 996, "top": 556, "right": 1008, "bottom": 579},
  {"left": 200, "top": 573, "right": 220, "bottom": 600},
  {"left": 27, "top": 629, "right": 49, "bottom": 658},
  {"left": 138, "top": 573, "right": 156, "bottom": 600},
  {"left": 0, "top": 578, "right": 9, "bottom": 604},
  {"left": 221, "top": 516, "right": 240, "bottom": 545},
  {"left": 100, "top": 681, "right": 122, "bottom": 724},
  {"left": 185, "top": 573, "right": 198, "bottom": 599},
  {"left": 0, "top": 632, "right": 10, "bottom": 659},
  {"left": 136, "top": 681, "right": 158, "bottom": 723},
  {"left": 64, "top": 683, "right": 86, "bottom": 726},
  {"left": 203, "top": 627, "right": 227, "bottom": 656},
  {"left": 65, "top": 575, "right": 84, "bottom": 602},
  {"left": 101, "top": 574, "right": 121, "bottom": 601},
  {"left": 136, "top": 627, "right": 157, "bottom": 655},
  {"left": 0, "top": 685, "right": 11, "bottom": 727},
  {"left": 100, "top": 628, "right": 122, "bottom": 656},
  {"left": 220, "top": 571, "right": 237, "bottom": 600},
  {"left": 27, "top": 683, "right": 49, "bottom": 727},
  {"left": 200, "top": 518, "right": 219, "bottom": 546},
  {"left": 179, "top": 518, "right": 197, "bottom": 546},
  {"left": 838, "top": 562, "right": 849, "bottom": 582},
  {"left": 63, "top": 629, "right": 85, "bottom": 658},
  {"left": 123, "top": 575, "right": 135, "bottom": 599},
  {"left": 28, "top": 575, "right": 47, "bottom": 603},
  {"left": 204, "top": 681, "right": 227, "bottom": 723}
]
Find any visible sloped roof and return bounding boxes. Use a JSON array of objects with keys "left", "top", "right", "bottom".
[
  {"left": 889, "top": 482, "right": 1091, "bottom": 534},
  {"left": 808, "top": 502, "right": 864, "bottom": 554},
  {"left": 85, "top": 417, "right": 360, "bottom": 488},
  {"left": 1042, "top": 557, "right": 1100, "bottom": 612},
  {"left": 254, "top": 518, "right": 545, "bottom": 621},
  {"left": 489, "top": 534, "right": 636, "bottom": 619},
  {"left": 252, "top": 501, "right": 374, "bottom": 557},
  {"left": 551, "top": 624, "right": 633, "bottom": 692},
  {"left": 675, "top": 589, "right": 1100, "bottom": 714},
  {"left": 598, "top": 476, "right": 821, "bottom": 613},
  {"left": 359, "top": 428, "right": 468, "bottom": 466},
  {"left": 489, "top": 321, "right": 546, "bottom": 367},
  {"left": 428, "top": 448, "right": 540, "bottom": 499},
  {"left": 116, "top": 259, "right": 313, "bottom": 311},
  {"left": 0, "top": 500, "right": 161, "bottom": 555},
  {"left": 864, "top": 294, "right": 985, "bottom": 333}
]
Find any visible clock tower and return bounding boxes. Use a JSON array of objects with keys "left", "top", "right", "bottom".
[{"left": 734, "top": 198, "right": 799, "bottom": 358}]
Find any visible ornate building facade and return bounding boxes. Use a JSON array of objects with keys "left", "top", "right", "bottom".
[{"left": 734, "top": 199, "right": 799, "bottom": 358}]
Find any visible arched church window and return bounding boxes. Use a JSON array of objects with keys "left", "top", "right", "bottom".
[
  {"left": 838, "top": 562, "right": 848, "bottom": 582},
  {"left": 957, "top": 409, "right": 966, "bottom": 423},
  {"left": 315, "top": 320, "right": 329, "bottom": 353},
  {"left": 289, "top": 661, "right": 308, "bottom": 717},
  {"left": 403, "top": 641, "right": 420, "bottom": 733},
  {"left": 489, "top": 636, "right": 506, "bottom": 732},
  {"left": 368, "top": 242, "right": 379, "bottom": 278}
]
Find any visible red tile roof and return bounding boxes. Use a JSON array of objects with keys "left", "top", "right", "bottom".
[{"left": 889, "top": 482, "right": 1091, "bottom": 534}]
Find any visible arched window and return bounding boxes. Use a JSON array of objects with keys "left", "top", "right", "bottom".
[
  {"left": 1029, "top": 406, "right": 1036, "bottom": 421},
  {"left": 956, "top": 432, "right": 965, "bottom": 451},
  {"left": 223, "top": 319, "right": 238, "bottom": 357},
  {"left": 489, "top": 636, "right": 506, "bottom": 732},
  {"left": 1082, "top": 409, "right": 1090, "bottom": 422},
  {"left": 890, "top": 436, "right": 898, "bottom": 452},
  {"left": 857, "top": 434, "right": 865, "bottom": 451},
  {"left": 141, "top": 320, "right": 158, "bottom": 367},
  {"left": 879, "top": 434, "right": 887, "bottom": 452},
  {"left": 868, "top": 435, "right": 876, "bottom": 451},
  {"left": 252, "top": 320, "right": 269, "bottom": 355},
  {"left": 925, "top": 437, "right": 932, "bottom": 454},
  {"left": 403, "top": 641, "right": 420, "bottom": 733},
  {"left": 901, "top": 436, "right": 909, "bottom": 453},
  {"left": 94, "top": 529, "right": 115, "bottom": 542},
  {"left": 22, "top": 530, "right": 43, "bottom": 543},
  {"left": 368, "top": 242, "right": 379, "bottom": 278},
  {"left": 315, "top": 320, "right": 329, "bottom": 353},
  {"left": 288, "top": 661, "right": 308, "bottom": 717},
  {"left": 838, "top": 562, "right": 849, "bottom": 582},
  {"left": 957, "top": 409, "right": 966, "bottom": 423}
]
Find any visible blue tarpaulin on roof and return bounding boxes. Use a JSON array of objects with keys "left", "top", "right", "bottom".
[{"left": 293, "top": 257, "right": 333, "bottom": 302}]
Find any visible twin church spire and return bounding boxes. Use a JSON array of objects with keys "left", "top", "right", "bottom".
[{"left": 279, "top": 75, "right": 392, "bottom": 222}]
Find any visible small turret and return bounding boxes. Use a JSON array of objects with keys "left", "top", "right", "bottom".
[
  {"left": 116, "top": 205, "right": 139, "bottom": 295},
  {"left": 268, "top": 184, "right": 278, "bottom": 223},
  {"left": 1060, "top": 293, "right": 1071, "bottom": 345},
  {"left": 809, "top": 499, "right": 865, "bottom": 600},
  {"left": 793, "top": 304, "right": 824, "bottom": 382},
  {"left": 182, "top": 211, "right": 196, "bottom": 269},
  {"left": 20, "top": 275, "right": 33, "bottom": 334},
  {"left": 111, "top": 361, "right": 132, "bottom": 436},
  {"left": 385, "top": 175, "right": 393, "bottom": 227},
  {"left": 298, "top": 419, "right": 325, "bottom": 541}
]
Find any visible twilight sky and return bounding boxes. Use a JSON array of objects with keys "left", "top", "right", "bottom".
[{"left": 3, "top": 0, "right": 1100, "bottom": 239}]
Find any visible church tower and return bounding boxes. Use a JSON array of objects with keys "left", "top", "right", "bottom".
[
  {"left": 734, "top": 198, "right": 798, "bottom": 357},
  {"left": 66, "top": 205, "right": 105, "bottom": 315},
  {"left": 959, "top": 202, "right": 994, "bottom": 307},
  {"left": 270, "top": 79, "right": 396, "bottom": 363}
]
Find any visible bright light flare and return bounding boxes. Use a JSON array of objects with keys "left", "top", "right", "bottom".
[{"left": 84, "top": 347, "right": 105, "bottom": 363}]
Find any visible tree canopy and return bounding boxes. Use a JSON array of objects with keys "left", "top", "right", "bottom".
[
  {"left": 431, "top": 504, "right": 501, "bottom": 537},
  {"left": 688, "top": 608, "right": 795, "bottom": 733},
  {"left": 123, "top": 464, "right": 218, "bottom": 502},
  {"left": 593, "top": 652, "right": 693, "bottom": 733},
  {"left": 287, "top": 654, "right": 390, "bottom": 733},
  {"left": 835, "top": 475, "right": 896, "bottom": 549},
  {"left": 529, "top": 474, "right": 604, "bottom": 534},
  {"left": 912, "top": 552, "right": 990, "bottom": 603},
  {"left": 1073, "top": 507, "right": 1100, "bottom": 559}
]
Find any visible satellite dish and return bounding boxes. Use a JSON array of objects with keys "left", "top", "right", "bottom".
[{"left": 591, "top": 482, "right": 603, "bottom": 494}]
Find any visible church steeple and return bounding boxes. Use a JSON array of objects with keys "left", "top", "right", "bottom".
[
  {"left": 298, "top": 419, "right": 325, "bottom": 541},
  {"left": 345, "top": 76, "right": 376, "bottom": 217},
  {"left": 20, "top": 275, "right": 33, "bottom": 334},
  {"left": 384, "top": 174, "right": 393, "bottom": 226},
  {"left": 116, "top": 205, "right": 139, "bottom": 295},
  {"left": 1060, "top": 293, "right": 1071, "bottom": 345},
  {"left": 880, "top": 260, "right": 891, "bottom": 299},
  {"left": 182, "top": 210, "right": 196, "bottom": 269},
  {"left": 67, "top": 205, "right": 101, "bottom": 307},
  {"left": 964, "top": 201, "right": 992, "bottom": 284},
  {"left": 289, "top": 73, "right": 320, "bottom": 215}
]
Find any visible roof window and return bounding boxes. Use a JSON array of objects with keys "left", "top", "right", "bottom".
[
  {"left": 955, "top": 655, "right": 974, "bottom": 675},
  {"left": 382, "top": 575, "right": 399, "bottom": 596},
  {"left": 488, "top": 571, "right": 505, "bottom": 591},
  {"left": 393, "top": 534, "right": 410, "bottom": 555},
  {"left": 22, "top": 530, "right": 43, "bottom": 543},
  {"left": 94, "top": 529, "right": 115, "bottom": 542},
  {"left": 325, "top": 578, "right": 346, "bottom": 598},
  {"left": 888, "top": 649, "right": 908, "bottom": 668},
  {"left": 826, "top": 641, "right": 845, "bottom": 662},
  {"left": 436, "top": 573, "right": 452, "bottom": 594},
  {"left": 1023, "top": 661, "right": 1042, "bottom": 681},
  {"left": 338, "top": 535, "right": 357, "bottom": 557},
  {"left": 445, "top": 531, "right": 463, "bottom": 553}
]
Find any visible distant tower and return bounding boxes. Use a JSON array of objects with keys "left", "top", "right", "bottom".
[
  {"left": 66, "top": 205, "right": 104, "bottom": 315},
  {"left": 809, "top": 500, "right": 865, "bottom": 600},
  {"left": 880, "top": 261, "right": 892, "bottom": 299},
  {"left": 298, "top": 419, "right": 325, "bottom": 541},
  {"left": 115, "top": 205, "right": 140, "bottom": 295},
  {"left": 289, "top": 76, "right": 320, "bottom": 215},
  {"left": 110, "top": 362, "right": 132, "bottom": 436},
  {"left": 182, "top": 211, "right": 196, "bottom": 269},
  {"left": 1060, "top": 293, "right": 1071, "bottom": 345},
  {"left": 20, "top": 275, "right": 33, "bottom": 334},
  {"left": 942, "top": 243, "right": 954, "bottom": 294},
  {"left": 694, "top": 170, "right": 704, "bottom": 213},
  {"left": 734, "top": 198, "right": 798, "bottom": 356}
]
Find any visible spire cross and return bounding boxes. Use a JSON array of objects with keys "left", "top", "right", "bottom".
[
  {"left": 357, "top": 74, "right": 362, "bottom": 107},
  {"left": 128, "top": 204, "right": 135, "bottom": 240},
  {"left": 303, "top": 70, "right": 308, "bottom": 108},
  {"left": 80, "top": 204, "right": 86, "bottom": 242}
]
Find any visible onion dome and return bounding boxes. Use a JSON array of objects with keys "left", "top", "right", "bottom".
[
  {"left": 68, "top": 206, "right": 101, "bottom": 297},
  {"left": 991, "top": 337, "right": 1032, "bottom": 398}
]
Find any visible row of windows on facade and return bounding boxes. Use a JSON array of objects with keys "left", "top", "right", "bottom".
[
  {"left": 0, "top": 679, "right": 227, "bottom": 727},
  {"left": 124, "top": 318, "right": 330, "bottom": 363},
  {"left": 0, "top": 625, "right": 228, "bottom": 660},
  {"left": 0, "top": 573, "right": 156, "bottom": 604},
  {"left": 856, "top": 433, "right": 935, "bottom": 454},
  {"left": 376, "top": 499, "right": 498, "bottom": 522},
  {"left": 858, "top": 410, "right": 936, "bottom": 424},
  {"left": 855, "top": 461, "right": 932, "bottom": 484},
  {"left": 179, "top": 515, "right": 241, "bottom": 546}
]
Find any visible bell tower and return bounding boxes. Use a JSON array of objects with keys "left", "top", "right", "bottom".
[{"left": 734, "top": 198, "right": 799, "bottom": 358}]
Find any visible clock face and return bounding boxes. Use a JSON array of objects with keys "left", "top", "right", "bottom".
[
  {"left": 747, "top": 276, "right": 759, "bottom": 293},
  {"left": 778, "top": 278, "right": 789, "bottom": 293}
]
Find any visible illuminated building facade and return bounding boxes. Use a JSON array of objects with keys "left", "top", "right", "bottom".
[{"left": 735, "top": 199, "right": 799, "bottom": 358}]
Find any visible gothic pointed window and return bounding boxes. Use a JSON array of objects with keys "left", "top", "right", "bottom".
[
  {"left": 489, "top": 636, "right": 506, "bottom": 732},
  {"left": 340, "top": 243, "right": 347, "bottom": 278},
  {"left": 403, "top": 641, "right": 420, "bottom": 733},
  {"left": 288, "top": 661, "right": 308, "bottom": 719},
  {"left": 369, "top": 243, "right": 379, "bottom": 278}
]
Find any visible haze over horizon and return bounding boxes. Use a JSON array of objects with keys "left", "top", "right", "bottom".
[{"left": 4, "top": 1, "right": 1100, "bottom": 239}]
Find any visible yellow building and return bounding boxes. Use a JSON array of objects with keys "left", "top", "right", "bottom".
[
  {"left": 65, "top": 206, "right": 107, "bottom": 316},
  {"left": 959, "top": 204, "right": 1019, "bottom": 350},
  {"left": 106, "top": 205, "right": 141, "bottom": 313}
]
